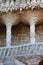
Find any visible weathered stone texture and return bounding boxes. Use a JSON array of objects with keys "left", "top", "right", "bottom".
[{"left": 0, "top": 22, "right": 43, "bottom": 46}]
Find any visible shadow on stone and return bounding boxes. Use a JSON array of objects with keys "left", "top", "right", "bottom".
[{"left": 39, "top": 60, "right": 43, "bottom": 65}]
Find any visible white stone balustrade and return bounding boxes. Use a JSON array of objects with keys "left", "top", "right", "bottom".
[
  {"left": 0, "top": 43, "right": 43, "bottom": 58},
  {"left": 0, "top": 0, "right": 43, "bottom": 12}
]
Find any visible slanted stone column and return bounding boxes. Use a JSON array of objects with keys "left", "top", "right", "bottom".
[
  {"left": 30, "top": 23, "right": 35, "bottom": 44},
  {"left": 6, "top": 24, "right": 12, "bottom": 47}
]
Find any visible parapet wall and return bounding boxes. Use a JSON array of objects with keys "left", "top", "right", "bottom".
[{"left": 0, "top": 0, "right": 43, "bottom": 12}]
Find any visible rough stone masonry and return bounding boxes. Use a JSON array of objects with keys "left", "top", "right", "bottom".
[{"left": 0, "top": 0, "right": 43, "bottom": 65}]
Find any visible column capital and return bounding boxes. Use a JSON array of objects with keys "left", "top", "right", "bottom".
[{"left": 29, "top": 18, "right": 36, "bottom": 25}]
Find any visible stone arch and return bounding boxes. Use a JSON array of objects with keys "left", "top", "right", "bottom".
[
  {"left": 0, "top": 12, "right": 20, "bottom": 47},
  {"left": 12, "top": 22, "right": 30, "bottom": 46}
]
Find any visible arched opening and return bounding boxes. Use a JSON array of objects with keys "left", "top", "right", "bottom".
[
  {"left": 35, "top": 22, "right": 43, "bottom": 42},
  {"left": 0, "top": 23, "right": 6, "bottom": 47},
  {"left": 12, "top": 22, "right": 30, "bottom": 46},
  {"left": 39, "top": 60, "right": 43, "bottom": 65}
]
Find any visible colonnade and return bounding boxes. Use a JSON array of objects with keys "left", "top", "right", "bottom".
[{"left": 6, "top": 20, "right": 36, "bottom": 47}]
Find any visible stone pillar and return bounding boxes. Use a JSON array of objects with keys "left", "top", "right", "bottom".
[
  {"left": 30, "top": 23, "right": 35, "bottom": 44},
  {"left": 6, "top": 25, "right": 12, "bottom": 47}
]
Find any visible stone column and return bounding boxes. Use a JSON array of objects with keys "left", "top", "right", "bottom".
[
  {"left": 30, "top": 23, "right": 35, "bottom": 44},
  {"left": 6, "top": 25, "right": 12, "bottom": 47}
]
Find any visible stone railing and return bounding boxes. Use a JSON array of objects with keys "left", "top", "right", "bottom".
[
  {"left": 0, "top": 42, "right": 43, "bottom": 58},
  {"left": 0, "top": 0, "right": 43, "bottom": 12}
]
